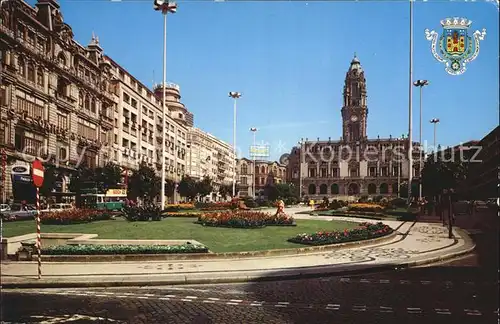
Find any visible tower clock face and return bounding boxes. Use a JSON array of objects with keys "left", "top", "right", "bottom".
[{"left": 350, "top": 115, "right": 358, "bottom": 122}]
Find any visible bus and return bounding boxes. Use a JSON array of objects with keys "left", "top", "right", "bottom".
[{"left": 78, "top": 182, "right": 127, "bottom": 211}]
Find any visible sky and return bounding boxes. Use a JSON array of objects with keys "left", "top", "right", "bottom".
[{"left": 37, "top": 0, "right": 499, "bottom": 161}]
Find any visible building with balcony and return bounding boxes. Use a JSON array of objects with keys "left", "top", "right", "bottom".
[
  {"left": 104, "top": 58, "right": 188, "bottom": 203},
  {"left": 186, "top": 127, "right": 234, "bottom": 202},
  {"left": 285, "top": 55, "right": 421, "bottom": 199},
  {"left": 236, "top": 158, "right": 287, "bottom": 198},
  {"left": 0, "top": 0, "right": 115, "bottom": 203}
]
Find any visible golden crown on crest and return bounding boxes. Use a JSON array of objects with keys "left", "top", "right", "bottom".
[{"left": 440, "top": 17, "right": 472, "bottom": 29}]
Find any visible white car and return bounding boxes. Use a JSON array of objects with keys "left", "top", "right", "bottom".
[
  {"left": 40, "top": 203, "right": 74, "bottom": 213},
  {"left": 0, "top": 204, "right": 10, "bottom": 212}
]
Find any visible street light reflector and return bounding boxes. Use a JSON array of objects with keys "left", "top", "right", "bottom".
[
  {"left": 229, "top": 91, "right": 242, "bottom": 98},
  {"left": 250, "top": 127, "right": 257, "bottom": 132},
  {"left": 430, "top": 118, "right": 440, "bottom": 123},
  {"left": 413, "top": 79, "right": 429, "bottom": 87}
]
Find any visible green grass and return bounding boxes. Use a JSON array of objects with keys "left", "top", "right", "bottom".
[{"left": 2, "top": 218, "right": 359, "bottom": 253}]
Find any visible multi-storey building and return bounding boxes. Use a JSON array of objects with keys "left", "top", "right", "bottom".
[
  {"left": 236, "top": 158, "right": 287, "bottom": 198},
  {"left": 465, "top": 126, "right": 499, "bottom": 199},
  {"left": 1, "top": 0, "right": 115, "bottom": 203},
  {"left": 286, "top": 55, "right": 421, "bottom": 199},
  {"left": 104, "top": 56, "right": 189, "bottom": 202},
  {"left": 186, "top": 127, "right": 234, "bottom": 201}
]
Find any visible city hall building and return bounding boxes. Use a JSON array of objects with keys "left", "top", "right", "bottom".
[{"left": 286, "top": 55, "right": 421, "bottom": 198}]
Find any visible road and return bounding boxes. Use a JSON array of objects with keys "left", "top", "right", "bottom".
[
  {"left": 2, "top": 261, "right": 498, "bottom": 324},
  {"left": 2, "top": 215, "right": 498, "bottom": 324}
]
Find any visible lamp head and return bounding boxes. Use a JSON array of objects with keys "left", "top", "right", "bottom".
[{"left": 229, "top": 91, "right": 242, "bottom": 98}]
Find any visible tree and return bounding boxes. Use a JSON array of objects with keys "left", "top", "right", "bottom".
[
  {"left": 128, "top": 162, "right": 160, "bottom": 203},
  {"left": 177, "top": 175, "right": 198, "bottom": 201},
  {"left": 94, "top": 162, "right": 122, "bottom": 193},
  {"left": 264, "top": 184, "right": 280, "bottom": 201},
  {"left": 219, "top": 183, "right": 239, "bottom": 198},
  {"left": 39, "top": 164, "right": 59, "bottom": 197},
  {"left": 68, "top": 163, "right": 95, "bottom": 194},
  {"left": 422, "top": 152, "right": 467, "bottom": 198},
  {"left": 164, "top": 179, "right": 175, "bottom": 197},
  {"left": 275, "top": 183, "right": 297, "bottom": 199},
  {"left": 196, "top": 176, "right": 213, "bottom": 198}
]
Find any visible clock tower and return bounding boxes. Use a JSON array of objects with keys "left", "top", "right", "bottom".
[{"left": 341, "top": 54, "right": 368, "bottom": 142}]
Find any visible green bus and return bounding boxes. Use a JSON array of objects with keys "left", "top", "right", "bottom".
[{"left": 78, "top": 183, "right": 127, "bottom": 211}]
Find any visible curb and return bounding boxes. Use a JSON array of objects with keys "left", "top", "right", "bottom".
[
  {"left": 1, "top": 241, "right": 475, "bottom": 289},
  {"left": 20, "top": 232, "right": 398, "bottom": 263}
]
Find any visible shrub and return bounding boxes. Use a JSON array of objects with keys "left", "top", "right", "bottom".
[
  {"left": 41, "top": 209, "right": 110, "bottom": 225},
  {"left": 123, "top": 205, "right": 162, "bottom": 222},
  {"left": 358, "top": 195, "right": 369, "bottom": 203},
  {"left": 329, "top": 199, "right": 342, "bottom": 210},
  {"left": 284, "top": 197, "right": 298, "bottom": 206},
  {"left": 244, "top": 197, "right": 258, "bottom": 208},
  {"left": 288, "top": 222, "right": 393, "bottom": 246},
  {"left": 348, "top": 203, "right": 384, "bottom": 213},
  {"left": 42, "top": 243, "right": 209, "bottom": 255},
  {"left": 164, "top": 203, "right": 195, "bottom": 212},
  {"left": 197, "top": 211, "right": 295, "bottom": 228},
  {"left": 390, "top": 198, "right": 407, "bottom": 208}
]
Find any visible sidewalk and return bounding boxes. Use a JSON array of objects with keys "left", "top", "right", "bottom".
[{"left": 0, "top": 218, "right": 475, "bottom": 288}]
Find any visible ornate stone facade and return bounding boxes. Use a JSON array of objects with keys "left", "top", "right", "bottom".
[
  {"left": 236, "top": 158, "right": 286, "bottom": 198},
  {"left": 286, "top": 55, "right": 422, "bottom": 199},
  {"left": 0, "top": 0, "right": 115, "bottom": 202}
]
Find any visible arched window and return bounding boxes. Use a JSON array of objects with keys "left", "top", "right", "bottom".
[
  {"left": 17, "top": 56, "right": 25, "bottom": 77},
  {"left": 241, "top": 164, "right": 248, "bottom": 174},
  {"left": 331, "top": 183, "right": 339, "bottom": 195},
  {"left": 368, "top": 183, "right": 377, "bottom": 194},
  {"left": 380, "top": 183, "right": 389, "bottom": 194},
  {"left": 308, "top": 184, "right": 316, "bottom": 195},
  {"left": 79, "top": 92, "right": 83, "bottom": 107},
  {"left": 27, "top": 63, "right": 35, "bottom": 82},
  {"left": 319, "top": 184, "right": 327, "bottom": 195},
  {"left": 260, "top": 166, "right": 265, "bottom": 174}
]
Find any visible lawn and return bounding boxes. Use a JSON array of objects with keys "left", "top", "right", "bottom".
[{"left": 2, "top": 218, "right": 359, "bottom": 253}]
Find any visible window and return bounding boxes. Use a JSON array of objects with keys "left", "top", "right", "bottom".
[
  {"left": 16, "top": 96, "right": 44, "bottom": 120},
  {"left": 241, "top": 164, "right": 248, "bottom": 174},
  {"left": 240, "top": 177, "right": 247, "bottom": 185},
  {"left": 57, "top": 53, "right": 66, "bottom": 67},
  {"left": 308, "top": 168, "right": 316, "bottom": 177},
  {"left": 57, "top": 112, "right": 68, "bottom": 130},
  {"left": 36, "top": 37, "right": 45, "bottom": 53},
  {"left": 36, "top": 69, "right": 44, "bottom": 86},
  {"left": 381, "top": 167, "right": 388, "bottom": 177},
  {"left": 90, "top": 98, "right": 96, "bottom": 113},
  {"left": 17, "top": 23, "right": 25, "bottom": 39},
  {"left": 15, "top": 128, "right": 45, "bottom": 156},
  {"left": 27, "top": 63, "right": 35, "bottom": 82},
  {"left": 58, "top": 144, "right": 68, "bottom": 160},
  {"left": 27, "top": 30, "right": 35, "bottom": 47},
  {"left": 331, "top": 168, "right": 339, "bottom": 177},
  {"left": 17, "top": 56, "right": 25, "bottom": 77},
  {"left": 123, "top": 92, "right": 130, "bottom": 104},
  {"left": 131, "top": 98, "right": 137, "bottom": 108},
  {"left": 321, "top": 168, "right": 327, "bottom": 177},
  {"left": 349, "top": 168, "right": 359, "bottom": 177},
  {"left": 84, "top": 96, "right": 90, "bottom": 110},
  {"left": 57, "top": 77, "right": 68, "bottom": 97},
  {"left": 369, "top": 167, "right": 377, "bottom": 177},
  {"left": 77, "top": 117, "right": 97, "bottom": 140}
]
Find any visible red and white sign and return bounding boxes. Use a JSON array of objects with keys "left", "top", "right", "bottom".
[{"left": 32, "top": 159, "right": 44, "bottom": 188}]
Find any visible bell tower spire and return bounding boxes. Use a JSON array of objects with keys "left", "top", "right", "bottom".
[{"left": 341, "top": 54, "right": 368, "bottom": 142}]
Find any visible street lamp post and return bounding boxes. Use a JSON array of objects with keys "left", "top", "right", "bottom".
[
  {"left": 413, "top": 79, "right": 429, "bottom": 200},
  {"left": 229, "top": 92, "right": 241, "bottom": 197},
  {"left": 430, "top": 118, "right": 440, "bottom": 151},
  {"left": 154, "top": 0, "right": 177, "bottom": 209},
  {"left": 407, "top": 0, "right": 414, "bottom": 204},
  {"left": 250, "top": 127, "right": 257, "bottom": 198}
]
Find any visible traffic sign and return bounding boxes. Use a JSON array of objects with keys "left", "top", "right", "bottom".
[{"left": 32, "top": 159, "right": 44, "bottom": 188}]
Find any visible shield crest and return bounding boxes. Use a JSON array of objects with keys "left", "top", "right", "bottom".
[{"left": 441, "top": 28, "right": 469, "bottom": 58}]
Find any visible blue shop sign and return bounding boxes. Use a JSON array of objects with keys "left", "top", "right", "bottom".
[{"left": 13, "top": 174, "right": 32, "bottom": 183}]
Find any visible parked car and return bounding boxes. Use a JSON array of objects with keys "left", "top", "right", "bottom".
[
  {"left": 0, "top": 204, "right": 10, "bottom": 212},
  {"left": 40, "top": 203, "right": 74, "bottom": 213},
  {"left": 0, "top": 204, "right": 37, "bottom": 221}
]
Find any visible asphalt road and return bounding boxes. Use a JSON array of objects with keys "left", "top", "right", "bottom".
[{"left": 2, "top": 223, "right": 498, "bottom": 324}]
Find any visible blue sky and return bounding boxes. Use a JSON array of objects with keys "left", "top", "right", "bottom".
[{"left": 47, "top": 0, "right": 498, "bottom": 161}]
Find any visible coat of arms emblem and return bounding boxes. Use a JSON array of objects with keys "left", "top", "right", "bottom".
[{"left": 425, "top": 17, "right": 486, "bottom": 75}]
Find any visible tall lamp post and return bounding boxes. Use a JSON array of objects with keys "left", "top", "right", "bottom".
[
  {"left": 250, "top": 127, "right": 257, "bottom": 198},
  {"left": 154, "top": 0, "right": 177, "bottom": 209},
  {"left": 397, "top": 134, "right": 406, "bottom": 198},
  {"left": 430, "top": 118, "right": 440, "bottom": 151},
  {"left": 413, "top": 79, "right": 429, "bottom": 200},
  {"left": 407, "top": 0, "right": 414, "bottom": 204},
  {"left": 229, "top": 92, "right": 241, "bottom": 197}
]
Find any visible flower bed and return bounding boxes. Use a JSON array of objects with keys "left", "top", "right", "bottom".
[
  {"left": 288, "top": 222, "right": 393, "bottom": 246},
  {"left": 197, "top": 202, "right": 236, "bottom": 211},
  {"left": 163, "top": 211, "right": 200, "bottom": 217},
  {"left": 348, "top": 203, "right": 384, "bottom": 213},
  {"left": 41, "top": 209, "right": 110, "bottom": 225},
  {"left": 197, "top": 211, "right": 295, "bottom": 228},
  {"left": 42, "top": 244, "right": 208, "bottom": 255},
  {"left": 164, "top": 203, "right": 195, "bottom": 212}
]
